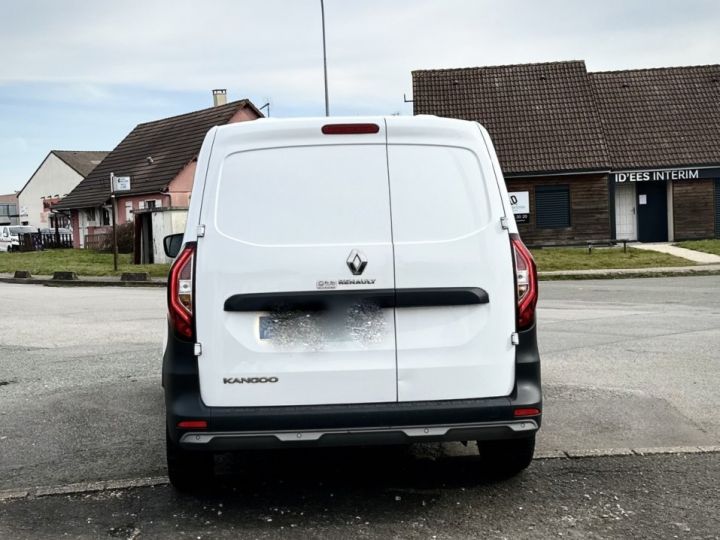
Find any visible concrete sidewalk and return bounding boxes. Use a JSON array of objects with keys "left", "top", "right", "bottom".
[{"left": 630, "top": 242, "right": 720, "bottom": 264}]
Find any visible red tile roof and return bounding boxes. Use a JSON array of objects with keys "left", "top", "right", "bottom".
[
  {"left": 590, "top": 65, "right": 720, "bottom": 170},
  {"left": 412, "top": 61, "right": 611, "bottom": 175}
]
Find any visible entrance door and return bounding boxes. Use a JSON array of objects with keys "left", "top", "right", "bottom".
[
  {"left": 637, "top": 182, "right": 668, "bottom": 242},
  {"left": 715, "top": 179, "right": 720, "bottom": 238},
  {"left": 139, "top": 213, "right": 153, "bottom": 264},
  {"left": 614, "top": 182, "right": 637, "bottom": 241}
]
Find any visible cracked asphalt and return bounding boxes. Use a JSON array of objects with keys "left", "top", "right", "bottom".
[
  {"left": 1, "top": 276, "right": 719, "bottom": 538},
  {"left": 1, "top": 453, "right": 719, "bottom": 539}
]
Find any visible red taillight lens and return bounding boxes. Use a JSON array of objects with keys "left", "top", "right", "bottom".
[
  {"left": 321, "top": 123, "right": 380, "bottom": 135},
  {"left": 177, "top": 420, "right": 207, "bottom": 429},
  {"left": 168, "top": 243, "right": 195, "bottom": 340},
  {"left": 511, "top": 233, "right": 538, "bottom": 331},
  {"left": 514, "top": 407, "right": 541, "bottom": 417}
]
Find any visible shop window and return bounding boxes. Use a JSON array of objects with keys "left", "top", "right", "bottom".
[
  {"left": 535, "top": 185, "right": 571, "bottom": 229},
  {"left": 101, "top": 208, "right": 111, "bottom": 226}
]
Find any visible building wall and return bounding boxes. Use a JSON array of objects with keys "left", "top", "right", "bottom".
[
  {"left": 70, "top": 194, "right": 171, "bottom": 248},
  {"left": 166, "top": 161, "right": 196, "bottom": 207},
  {"left": 0, "top": 193, "right": 19, "bottom": 225},
  {"left": 506, "top": 174, "right": 611, "bottom": 245},
  {"left": 18, "top": 153, "right": 84, "bottom": 228},
  {"left": 672, "top": 179, "right": 715, "bottom": 240},
  {"left": 116, "top": 194, "right": 170, "bottom": 224},
  {"left": 70, "top": 211, "right": 80, "bottom": 246},
  {"left": 151, "top": 209, "right": 188, "bottom": 264}
]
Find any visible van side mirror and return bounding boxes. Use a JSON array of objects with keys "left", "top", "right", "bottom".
[{"left": 163, "top": 233, "right": 184, "bottom": 258}]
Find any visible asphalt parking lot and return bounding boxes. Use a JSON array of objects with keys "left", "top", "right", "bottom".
[{"left": 1, "top": 276, "right": 719, "bottom": 538}]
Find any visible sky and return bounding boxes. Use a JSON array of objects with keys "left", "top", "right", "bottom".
[{"left": 1, "top": 0, "right": 719, "bottom": 193}]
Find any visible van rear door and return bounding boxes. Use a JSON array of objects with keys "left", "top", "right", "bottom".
[
  {"left": 195, "top": 119, "right": 397, "bottom": 407},
  {"left": 385, "top": 117, "right": 517, "bottom": 402}
]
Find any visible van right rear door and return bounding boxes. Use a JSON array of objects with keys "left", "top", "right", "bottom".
[{"left": 385, "top": 117, "right": 517, "bottom": 402}]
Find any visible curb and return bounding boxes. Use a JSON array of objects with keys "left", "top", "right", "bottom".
[
  {"left": 3, "top": 266, "right": 719, "bottom": 288},
  {"left": 0, "top": 277, "right": 166, "bottom": 288},
  {"left": 539, "top": 267, "right": 720, "bottom": 281},
  {"left": 1, "top": 446, "right": 717, "bottom": 502}
]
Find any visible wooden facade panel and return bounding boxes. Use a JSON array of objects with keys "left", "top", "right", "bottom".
[
  {"left": 672, "top": 179, "right": 715, "bottom": 239},
  {"left": 506, "top": 175, "right": 610, "bottom": 245}
]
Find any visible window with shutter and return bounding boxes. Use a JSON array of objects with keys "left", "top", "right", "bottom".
[{"left": 535, "top": 185, "right": 571, "bottom": 229}]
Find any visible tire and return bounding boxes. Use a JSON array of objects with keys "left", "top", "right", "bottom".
[
  {"left": 166, "top": 429, "right": 215, "bottom": 492},
  {"left": 477, "top": 435, "right": 535, "bottom": 479}
]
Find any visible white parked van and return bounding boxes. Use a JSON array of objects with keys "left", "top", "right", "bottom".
[
  {"left": 162, "top": 116, "right": 540, "bottom": 491},
  {"left": 0, "top": 225, "right": 35, "bottom": 252}
]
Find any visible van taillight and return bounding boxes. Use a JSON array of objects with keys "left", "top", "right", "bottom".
[
  {"left": 168, "top": 242, "right": 195, "bottom": 340},
  {"left": 321, "top": 123, "right": 380, "bottom": 134},
  {"left": 510, "top": 233, "right": 538, "bottom": 331}
]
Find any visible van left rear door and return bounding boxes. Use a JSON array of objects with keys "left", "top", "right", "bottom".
[{"left": 194, "top": 119, "right": 398, "bottom": 408}]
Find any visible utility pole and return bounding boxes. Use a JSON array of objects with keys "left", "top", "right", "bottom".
[
  {"left": 110, "top": 173, "right": 118, "bottom": 271},
  {"left": 109, "top": 173, "right": 130, "bottom": 272},
  {"left": 320, "top": 0, "right": 329, "bottom": 116}
]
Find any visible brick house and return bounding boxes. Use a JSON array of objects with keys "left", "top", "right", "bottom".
[
  {"left": 55, "top": 94, "right": 262, "bottom": 262},
  {"left": 412, "top": 61, "right": 720, "bottom": 244}
]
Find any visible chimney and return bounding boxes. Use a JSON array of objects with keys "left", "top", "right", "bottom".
[{"left": 212, "top": 89, "right": 227, "bottom": 107}]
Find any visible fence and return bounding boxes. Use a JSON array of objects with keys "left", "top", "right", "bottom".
[
  {"left": 84, "top": 233, "right": 112, "bottom": 251},
  {"left": 17, "top": 232, "right": 73, "bottom": 251}
]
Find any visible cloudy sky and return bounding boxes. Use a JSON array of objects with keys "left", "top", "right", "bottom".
[{"left": 1, "top": 0, "right": 719, "bottom": 193}]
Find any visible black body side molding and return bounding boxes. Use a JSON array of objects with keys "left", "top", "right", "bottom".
[{"left": 224, "top": 287, "right": 489, "bottom": 312}]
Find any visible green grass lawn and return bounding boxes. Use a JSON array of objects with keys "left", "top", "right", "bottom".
[
  {"left": 0, "top": 249, "right": 171, "bottom": 278},
  {"left": 530, "top": 246, "right": 693, "bottom": 272},
  {"left": 674, "top": 239, "right": 720, "bottom": 256},
  {"left": 0, "top": 245, "right": 699, "bottom": 277}
]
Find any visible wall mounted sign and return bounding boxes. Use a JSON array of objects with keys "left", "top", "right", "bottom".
[
  {"left": 509, "top": 191, "right": 530, "bottom": 224},
  {"left": 612, "top": 167, "right": 720, "bottom": 183}
]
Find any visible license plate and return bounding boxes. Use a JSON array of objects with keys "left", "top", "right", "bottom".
[{"left": 258, "top": 304, "right": 386, "bottom": 343}]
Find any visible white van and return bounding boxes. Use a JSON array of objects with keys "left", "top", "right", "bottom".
[
  {"left": 0, "top": 225, "right": 35, "bottom": 252},
  {"left": 162, "top": 116, "right": 540, "bottom": 491}
]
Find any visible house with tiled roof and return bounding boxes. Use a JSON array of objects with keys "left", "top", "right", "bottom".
[
  {"left": 55, "top": 92, "right": 262, "bottom": 261},
  {"left": 413, "top": 61, "right": 720, "bottom": 244},
  {"left": 17, "top": 150, "right": 108, "bottom": 230}
]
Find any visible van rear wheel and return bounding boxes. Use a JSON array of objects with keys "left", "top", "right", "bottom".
[
  {"left": 477, "top": 435, "right": 535, "bottom": 479},
  {"left": 166, "top": 429, "right": 215, "bottom": 492}
]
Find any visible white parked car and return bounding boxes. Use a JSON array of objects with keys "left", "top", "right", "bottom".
[{"left": 162, "top": 116, "right": 541, "bottom": 491}]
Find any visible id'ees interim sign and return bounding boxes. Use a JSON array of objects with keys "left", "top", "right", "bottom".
[{"left": 613, "top": 167, "right": 720, "bottom": 183}]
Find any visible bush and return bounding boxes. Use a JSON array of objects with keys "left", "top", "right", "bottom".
[{"left": 98, "top": 222, "right": 134, "bottom": 254}]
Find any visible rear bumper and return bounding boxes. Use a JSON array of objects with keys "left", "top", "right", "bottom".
[
  {"left": 179, "top": 420, "right": 538, "bottom": 450},
  {"left": 163, "top": 322, "right": 542, "bottom": 451}
]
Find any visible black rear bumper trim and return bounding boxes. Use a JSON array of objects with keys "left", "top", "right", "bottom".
[{"left": 224, "top": 287, "right": 489, "bottom": 312}]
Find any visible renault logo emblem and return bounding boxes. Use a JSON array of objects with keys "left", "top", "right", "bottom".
[{"left": 346, "top": 249, "right": 367, "bottom": 275}]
